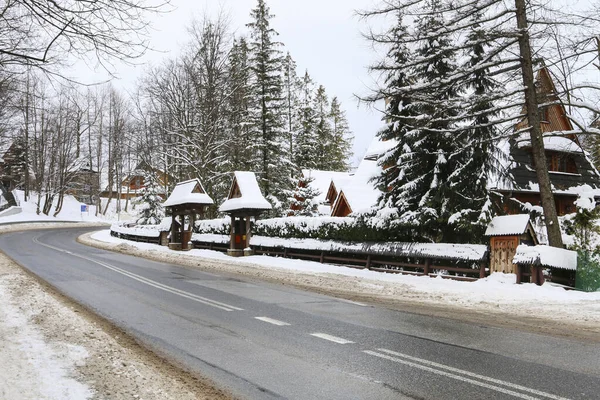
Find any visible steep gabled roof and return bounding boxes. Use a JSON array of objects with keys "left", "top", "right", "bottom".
[
  {"left": 219, "top": 171, "right": 271, "bottom": 213},
  {"left": 163, "top": 178, "right": 213, "bottom": 207},
  {"left": 301, "top": 169, "right": 351, "bottom": 205}
]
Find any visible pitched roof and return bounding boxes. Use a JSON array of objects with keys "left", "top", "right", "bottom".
[
  {"left": 301, "top": 169, "right": 351, "bottom": 204},
  {"left": 219, "top": 171, "right": 271, "bottom": 213},
  {"left": 513, "top": 244, "right": 577, "bottom": 270},
  {"left": 485, "top": 214, "right": 531, "bottom": 236},
  {"left": 163, "top": 179, "right": 213, "bottom": 207}
]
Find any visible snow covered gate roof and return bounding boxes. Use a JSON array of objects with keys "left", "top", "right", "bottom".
[
  {"left": 513, "top": 245, "right": 577, "bottom": 271},
  {"left": 163, "top": 179, "right": 213, "bottom": 207},
  {"left": 485, "top": 214, "right": 532, "bottom": 236},
  {"left": 219, "top": 171, "right": 271, "bottom": 214}
]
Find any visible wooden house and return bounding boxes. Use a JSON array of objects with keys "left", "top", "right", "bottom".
[
  {"left": 219, "top": 171, "right": 271, "bottom": 257},
  {"left": 0, "top": 139, "right": 31, "bottom": 192},
  {"left": 163, "top": 179, "right": 213, "bottom": 251},
  {"left": 65, "top": 157, "right": 99, "bottom": 204},
  {"left": 290, "top": 169, "right": 351, "bottom": 215},
  {"left": 100, "top": 161, "right": 172, "bottom": 200},
  {"left": 492, "top": 66, "right": 600, "bottom": 215},
  {"left": 485, "top": 214, "right": 539, "bottom": 281}
]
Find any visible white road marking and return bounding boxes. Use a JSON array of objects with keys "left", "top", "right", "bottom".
[
  {"left": 32, "top": 236, "right": 244, "bottom": 312},
  {"left": 337, "top": 298, "right": 367, "bottom": 307},
  {"left": 310, "top": 333, "right": 354, "bottom": 344},
  {"left": 366, "top": 349, "right": 571, "bottom": 400},
  {"left": 255, "top": 317, "right": 291, "bottom": 326}
]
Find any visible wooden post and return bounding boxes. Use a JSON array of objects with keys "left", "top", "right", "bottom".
[
  {"left": 366, "top": 254, "right": 371, "bottom": 269},
  {"left": 320, "top": 251, "right": 324, "bottom": 263},
  {"left": 170, "top": 213, "right": 176, "bottom": 245},
  {"left": 424, "top": 259, "right": 431, "bottom": 275},
  {"left": 245, "top": 216, "right": 251, "bottom": 248},
  {"left": 479, "top": 261, "right": 486, "bottom": 279},
  {"left": 531, "top": 265, "right": 538, "bottom": 285},
  {"left": 283, "top": 248, "right": 288, "bottom": 258},
  {"left": 230, "top": 215, "right": 235, "bottom": 250},
  {"left": 515, "top": 265, "right": 522, "bottom": 284}
]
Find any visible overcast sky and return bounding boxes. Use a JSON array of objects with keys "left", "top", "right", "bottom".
[{"left": 101, "top": 0, "right": 384, "bottom": 167}]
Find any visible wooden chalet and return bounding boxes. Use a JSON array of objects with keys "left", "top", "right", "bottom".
[
  {"left": 219, "top": 171, "right": 271, "bottom": 257},
  {"left": 493, "top": 66, "right": 600, "bottom": 215},
  {"left": 101, "top": 161, "right": 171, "bottom": 200},
  {"left": 163, "top": 178, "right": 214, "bottom": 251},
  {"left": 0, "top": 139, "right": 32, "bottom": 192},
  {"left": 485, "top": 215, "right": 539, "bottom": 282},
  {"left": 291, "top": 169, "right": 351, "bottom": 215},
  {"left": 65, "top": 157, "right": 99, "bottom": 204}
]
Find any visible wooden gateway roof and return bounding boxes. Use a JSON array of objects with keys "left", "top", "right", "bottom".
[
  {"left": 219, "top": 171, "right": 271, "bottom": 215},
  {"left": 163, "top": 178, "right": 214, "bottom": 208}
]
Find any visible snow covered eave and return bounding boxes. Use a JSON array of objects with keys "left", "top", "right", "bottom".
[
  {"left": 513, "top": 244, "right": 577, "bottom": 271},
  {"left": 485, "top": 214, "right": 531, "bottom": 237}
]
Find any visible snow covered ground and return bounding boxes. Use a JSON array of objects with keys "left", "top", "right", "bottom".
[
  {"left": 86, "top": 229, "right": 600, "bottom": 335},
  {"left": 0, "top": 190, "right": 136, "bottom": 224}
]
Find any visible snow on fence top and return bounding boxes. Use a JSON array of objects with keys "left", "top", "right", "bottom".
[
  {"left": 163, "top": 179, "right": 213, "bottom": 207},
  {"left": 219, "top": 171, "right": 271, "bottom": 213},
  {"left": 513, "top": 244, "right": 577, "bottom": 271},
  {"left": 250, "top": 236, "right": 488, "bottom": 261},
  {"left": 485, "top": 214, "right": 530, "bottom": 236},
  {"left": 111, "top": 222, "right": 160, "bottom": 238}
]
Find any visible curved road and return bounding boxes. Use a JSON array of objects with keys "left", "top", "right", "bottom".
[{"left": 1, "top": 227, "right": 599, "bottom": 399}]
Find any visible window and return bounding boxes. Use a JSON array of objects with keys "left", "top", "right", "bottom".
[{"left": 530, "top": 151, "right": 577, "bottom": 174}]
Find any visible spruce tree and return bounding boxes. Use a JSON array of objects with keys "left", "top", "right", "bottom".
[
  {"left": 135, "top": 170, "right": 165, "bottom": 225},
  {"left": 328, "top": 97, "right": 353, "bottom": 171},
  {"left": 287, "top": 175, "right": 320, "bottom": 216},
  {"left": 295, "top": 71, "right": 318, "bottom": 170},
  {"left": 282, "top": 52, "right": 301, "bottom": 170},
  {"left": 313, "top": 85, "right": 332, "bottom": 170},
  {"left": 247, "top": 0, "right": 291, "bottom": 212}
]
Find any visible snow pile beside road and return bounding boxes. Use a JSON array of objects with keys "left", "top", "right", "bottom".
[{"left": 88, "top": 230, "right": 600, "bottom": 332}]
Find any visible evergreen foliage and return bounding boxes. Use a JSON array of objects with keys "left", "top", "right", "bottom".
[
  {"left": 135, "top": 170, "right": 165, "bottom": 225},
  {"left": 287, "top": 175, "right": 320, "bottom": 216},
  {"left": 328, "top": 97, "right": 353, "bottom": 171}
]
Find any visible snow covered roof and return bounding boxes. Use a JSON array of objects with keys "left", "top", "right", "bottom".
[
  {"left": 335, "top": 159, "right": 382, "bottom": 215},
  {"left": 219, "top": 171, "right": 271, "bottom": 213},
  {"left": 513, "top": 245, "right": 577, "bottom": 271},
  {"left": 163, "top": 179, "right": 213, "bottom": 207},
  {"left": 68, "top": 157, "right": 97, "bottom": 173},
  {"left": 363, "top": 138, "right": 398, "bottom": 161},
  {"left": 516, "top": 136, "right": 583, "bottom": 154},
  {"left": 485, "top": 215, "right": 531, "bottom": 236},
  {"left": 302, "top": 169, "right": 351, "bottom": 204}
]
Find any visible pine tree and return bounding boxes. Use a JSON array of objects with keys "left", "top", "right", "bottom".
[
  {"left": 282, "top": 52, "right": 301, "bottom": 170},
  {"left": 135, "top": 170, "right": 165, "bottom": 225},
  {"left": 295, "top": 71, "right": 318, "bottom": 169},
  {"left": 226, "top": 37, "right": 254, "bottom": 172},
  {"left": 313, "top": 85, "right": 332, "bottom": 170},
  {"left": 328, "top": 97, "right": 353, "bottom": 171},
  {"left": 247, "top": 0, "right": 291, "bottom": 212}
]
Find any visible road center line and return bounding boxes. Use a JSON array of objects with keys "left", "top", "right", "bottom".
[
  {"left": 310, "top": 333, "right": 354, "bottom": 344},
  {"left": 255, "top": 317, "right": 291, "bottom": 326},
  {"left": 365, "top": 350, "right": 570, "bottom": 400},
  {"left": 376, "top": 348, "right": 569, "bottom": 400},
  {"left": 32, "top": 236, "right": 244, "bottom": 312}
]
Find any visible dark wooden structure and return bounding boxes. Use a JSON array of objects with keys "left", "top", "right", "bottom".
[
  {"left": 493, "top": 66, "right": 600, "bottom": 215},
  {"left": 485, "top": 214, "right": 539, "bottom": 282},
  {"left": 163, "top": 179, "right": 213, "bottom": 251},
  {"left": 219, "top": 171, "right": 271, "bottom": 257}
]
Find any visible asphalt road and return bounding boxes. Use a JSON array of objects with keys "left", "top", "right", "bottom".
[{"left": 1, "top": 227, "right": 599, "bottom": 400}]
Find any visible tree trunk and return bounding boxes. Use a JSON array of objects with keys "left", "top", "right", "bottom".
[{"left": 514, "top": 0, "right": 563, "bottom": 247}]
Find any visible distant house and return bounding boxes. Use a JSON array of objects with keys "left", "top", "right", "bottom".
[
  {"left": 290, "top": 169, "right": 351, "bottom": 215},
  {"left": 0, "top": 139, "right": 32, "bottom": 191},
  {"left": 100, "top": 161, "right": 172, "bottom": 200},
  {"left": 329, "top": 138, "right": 395, "bottom": 217},
  {"left": 65, "top": 157, "right": 99, "bottom": 204},
  {"left": 491, "top": 66, "right": 600, "bottom": 215}
]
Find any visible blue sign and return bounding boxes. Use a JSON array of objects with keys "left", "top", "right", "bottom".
[{"left": 81, "top": 204, "right": 87, "bottom": 212}]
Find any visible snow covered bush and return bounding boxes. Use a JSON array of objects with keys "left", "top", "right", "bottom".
[{"left": 195, "top": 218, "right": 230, "bottom": 235}]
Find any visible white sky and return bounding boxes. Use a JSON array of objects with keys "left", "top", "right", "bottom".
[{"left": 89, "top": 0, "right": 384, "bottom": 167}]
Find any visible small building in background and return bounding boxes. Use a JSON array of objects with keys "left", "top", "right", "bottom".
[
  {"left": 219, "top": 171, "right": 271, "bottom": 257},
  {"left": 65, "top": 157, "right": 99, "bottom": 204},
  {"left": 163, "top": 178, "right": 213, "bottom": 251}
]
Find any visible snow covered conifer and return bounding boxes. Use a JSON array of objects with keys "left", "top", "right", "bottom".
[
  {"left": 247, "top": 0, "right": 292, "bottom": 213},
  {"left": 135, "top": 170, "right": 164, "bottom": 225},
  {"left": 313, "top": 85, "right": 333, "bottom": 170},
  {"left": 295, "top": 71, "right": 318, "bottom": 170},
  {"left": 287, "top": 175, "right": 320, "bottom": 216},
  {"left": 328, "top": 97, "right": 353, "bottom": 172}
]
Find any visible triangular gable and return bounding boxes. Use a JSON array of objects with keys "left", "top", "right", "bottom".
[
  {"left": 331, "top": 191, "right": 352, "bottom": 217},
  {"left": 325, "top": 181, "right": 338, "bottom": 205},
  {"left": 227, "top": 177, "right": 242, "bottom": 199},
  {"left": 192, "top": 182, "right": 205, "bottom": 194}
]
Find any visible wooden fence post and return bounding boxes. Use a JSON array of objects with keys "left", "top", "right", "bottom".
[
  {"left": 479, "top": 261, "right": 486, "bottom": 279},
  {"left": 284, "top": 248, "right": 288, "bottom": 258},
  {"left": 320, "top": 251, "right": 324, "bottom": 263},
  {"left": 424, "top": 258, "right": 431, "bottom": 275},
  {"left": 366, "top": 254, "right": 371, "bottom": 269}
]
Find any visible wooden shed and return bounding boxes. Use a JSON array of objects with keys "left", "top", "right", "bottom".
[
  {"left": 485, "top": 214, "right": 538, "bottom": 276},
  {"left": 513, "top": 245, "right": 577, "bottom": 286},
  {"left": 163, "top": 179, "right": 213, "bottom": 251},
  {"left": 219, "top": 171, "right": 271, "bottom": 257}
]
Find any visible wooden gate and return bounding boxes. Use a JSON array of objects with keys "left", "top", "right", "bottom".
[{"left": 490, "top": 236, "right": 519, "bottom": 274}]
